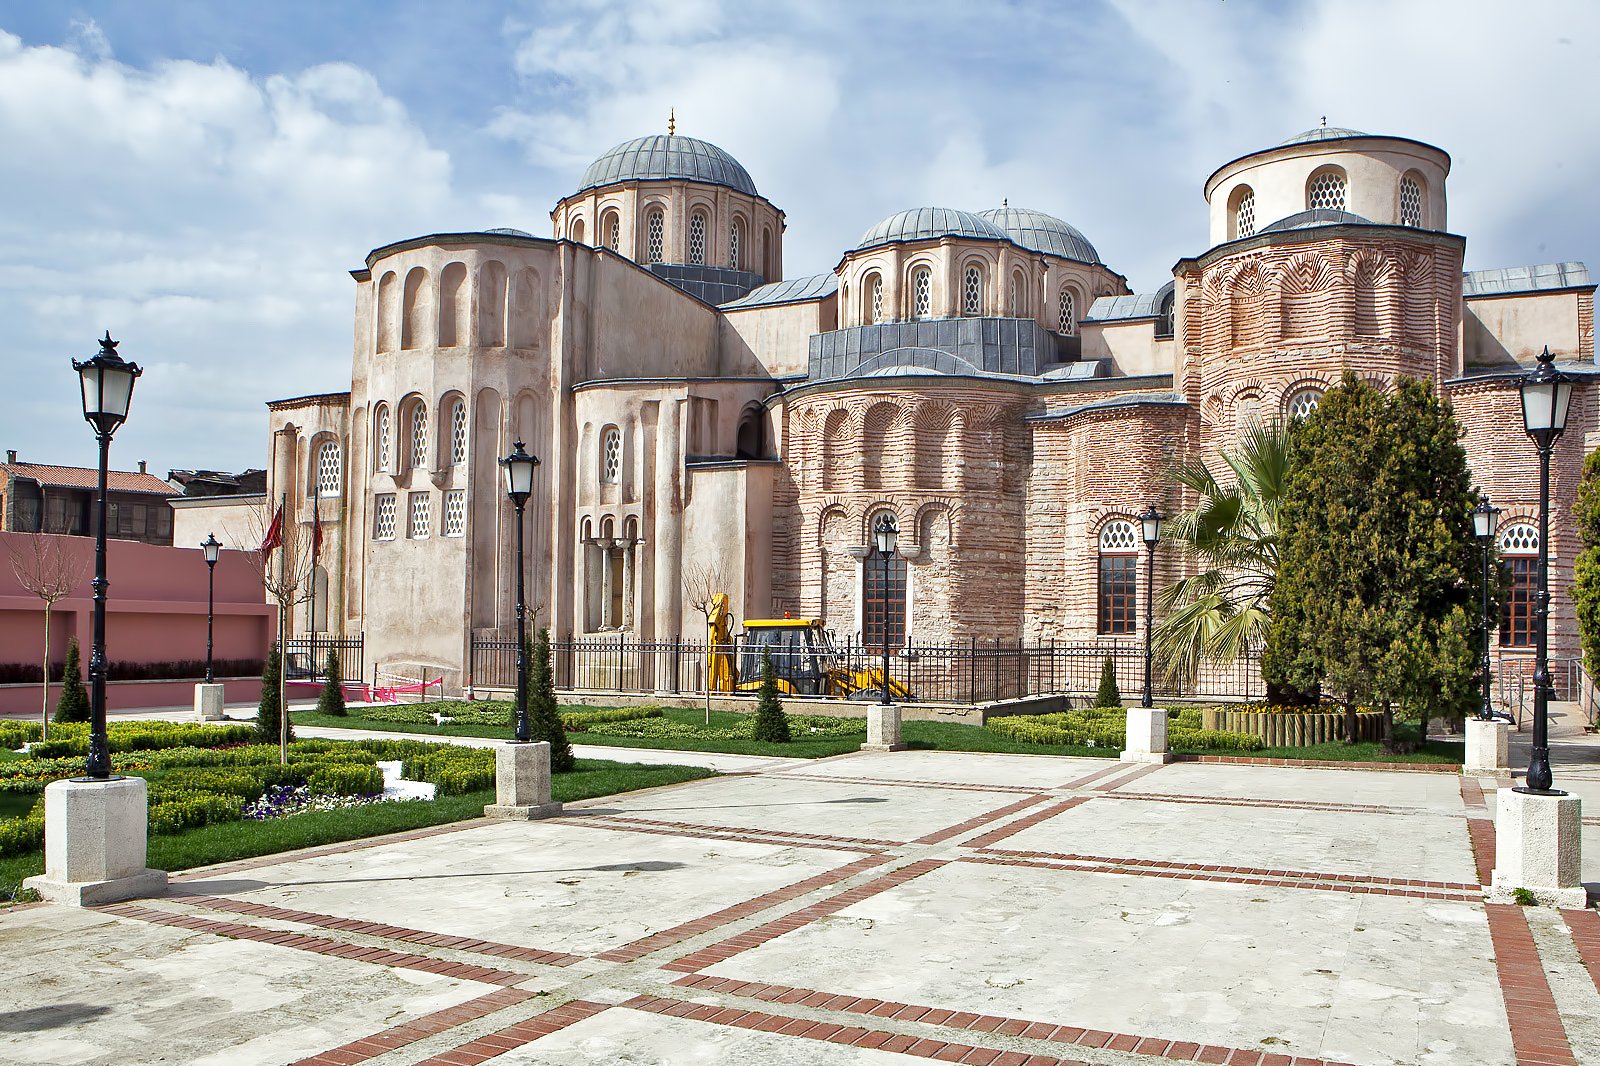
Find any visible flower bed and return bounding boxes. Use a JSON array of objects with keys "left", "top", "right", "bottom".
[{"left": 986, "top": 706, "right": 1264, "bottom": 752}]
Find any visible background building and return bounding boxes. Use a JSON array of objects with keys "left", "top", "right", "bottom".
[
  {"left": 0, "top": 450, "right": 177, "bottom": 545},
  {"left": 265, "top": 123, "right": 1594, "bottom": 692}
]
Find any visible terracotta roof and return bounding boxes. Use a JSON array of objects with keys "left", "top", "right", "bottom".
[{"left": 1, "top": 462, "right": 176, "bottom": 495}]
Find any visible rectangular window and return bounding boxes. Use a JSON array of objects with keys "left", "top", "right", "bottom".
[
  {"left": 443, "top": 489, "right": 466, "bottom": 537},
  {"left": 1500, "top": 557, "right": 1536, "bottom": 647},
  {"left": 1098, "top": 554, "right": 1138, "bottom": 635},
  {"left": 407, "top": 491, "right": 431, "bottom": 539},
  {"left": 863, "top": 552, "right": 908, "bottom": 649},
  {"left": 374, "top": 493, "right": 397, "bottom": 541}
]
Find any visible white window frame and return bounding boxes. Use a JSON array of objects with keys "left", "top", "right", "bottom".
[
  {"left": 407, "top": 491, "right": 431, "bottom": 540},
  {"left": 646, "top": 209, "right": 664, "bottom": 263},
  {"left": 374, "top": 404, "right": 391, "bottom": 472},
  {"left": 911, "top": 267, "right": 932, "bottom": 319},
  {"left": 316, "top": 440, "right": 341, "bottom": 498},
  {"left": 443, "top": 489, "right": 466, "bottom": 537},
  {"left": 1058, "top": 287, "right": 1076, "bottom": 335},
  {"left": 449, "top": 398, "right": 468, "bottom": 466},
  {"left": 601, "top": 427, "right": 622, "bottom": 484},
  {"left": 409, "top": 403, "right": 429, "bottom": 471},
  {"left": 374, "top": 493, "right": 397, "bottom": 541},
  {"left": 688, "top": 211, "right": 706, "bottom": 265}
]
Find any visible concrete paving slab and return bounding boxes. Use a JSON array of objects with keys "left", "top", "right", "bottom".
[
  {"left": 0, "top": 904, "right": 485, "bottom": 1066},
  {"left": 783, "top": 749, "right": 1114, "bottom": 789},
  {"left": 704, "top": 858, "right": 1514, "bottom": 1066},
  {"left": 994, "top": 794, "right": 1479, "bottom": 883},
  {"left": 1128, "top": 761, "right": 1465, "bottom": 809}
]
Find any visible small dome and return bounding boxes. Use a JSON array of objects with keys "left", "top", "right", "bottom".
[
  {"left": 1279, "top": 126, "right": 1369, "bottom": 146},
  {"left": 1259, "top": 209, "right": 1374, "bottom": 233},
  {"left": 483, "top": 227, "right": 532, "bottom": 237},
  {"left": 856, "top": 207, "right": 1007, "bottom": 251},
  {"left": 577, "top": 134, "right": 758, "bottom": 196},
  {"left": 978, "top": 205, "right": 1101, "bottom": 264}
]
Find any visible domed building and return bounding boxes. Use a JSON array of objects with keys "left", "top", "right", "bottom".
[{"left": 265, "top": 121, "right": 1594, "bottom": 698}]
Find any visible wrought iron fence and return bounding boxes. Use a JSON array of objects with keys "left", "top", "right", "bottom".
[
  {"left": 468, "top": 634, "right": 1263, "bottom": 704},
  {"left": 283, "top": 635, "right": 365, "bottom": 684}
]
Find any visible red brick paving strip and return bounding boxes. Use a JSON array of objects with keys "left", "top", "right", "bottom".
[
  {"left": 99, "top": 903, "right": 527, "bottom": 986},
  {"left": 1092, "top": 763, "right": 1165, "bottom": 792},
  {"left": 166, "top": 893, "right": 585, "bottom": 967},
  {"left": 773, "top": 772, "right": 1043, "bottom": 796},
  {"left": 554, "top": 814, "right": 886, "bottom": 853},
  {"left": 1459, "top": 776, "right": 1488, "bottom": 811},
  {"left": 1560, "top": 908, "right": 1600, "bottom": 997},
  {"left": 290, "top": 988, "right": 538, "bottom": 1065},
  {"left": 661, "top": 979, "right": 1361, "bottom": 1065},
  {"left": 1171, "top": 754, "right": 1460, "bottom": 773},
  {"left": 1458, "top": 776, "right": 1497, "bottom": 884},
  {"left": 914, "top": 794, "right": 1055, "bottom": 845},
  {"left": 1484, "top": 903, "right": 1579, "bottom": 1066},
  {"left": 962, "top": 798, "right": 1091, "bottom": 849},
  {"left": 1055, "top": 761, "right": 1134, "bottom": 790},
  {"left": 1102, "top": 792, "right": 1420, "bottom": 816},
  {"left": 596, "top": 854, "right": 893, "bottom": 962},
  {"left": 960, "top": 853, "right": 1479, "bottom": 902},
  {"left": 408, "top": 999, "right": 611, "bottom": 1066},
  {"left": 582, "top": 812, "right": 903, "bottom": 849},
  {"left": 661, "top": 858, "right": 950, "bottom": 973}
]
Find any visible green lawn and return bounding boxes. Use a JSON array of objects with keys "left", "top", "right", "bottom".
[{"left": 0, "top": 758, "right": 712, "bottom": 902}]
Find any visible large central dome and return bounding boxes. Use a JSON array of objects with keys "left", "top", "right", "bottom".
[
  {"left": 856, "top": 208, "right": 1008, "bottom": 251},
  {"left": 578, "top": 134, "right": 759, "bottom": 196},
  {"left": 978, "top": 205, "right": 1101, "bottom": 264}
]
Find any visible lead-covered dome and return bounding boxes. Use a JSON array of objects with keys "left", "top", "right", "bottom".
[
  {"left": 578, "top": 134, "right": 758, "bottom": 196},
  {"left": 978, "top": 205, "right": 1101, "bottom": 264},
  {"left": 1279, "top": 125, "right": 1368, "bottom": 146},
  {"left": 1259, "top": 208, "right": 1374, "bottom": 232},
  {"left": 856, "top": 207, "right": 1007, "bottom": 251}
]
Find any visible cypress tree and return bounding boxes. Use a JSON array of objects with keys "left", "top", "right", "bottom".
[
  {"left": 1264, "top": 373, "right": 1481, "bottom": 744},
  {"left": 53, "top": 637, "right": 89, "bottom": 723},
  {"left": 751, "top": 648, "right": 791, "bottom": 743},
  {"left": 528, "top": 627, "right": 573, "bottom": 772},
  {"left": 1094, "top": 654, "right": 1122, "bottom": 708},
  {"left": 256, "top": 640, "right": 293, "bottom": 744},
  {"left": 317, "top": 648, "right": 346, "bottom": 716}
]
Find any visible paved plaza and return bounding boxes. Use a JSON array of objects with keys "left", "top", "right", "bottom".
[{"left": 5, "top": 741, "right": 1600, "bottom": 1066}]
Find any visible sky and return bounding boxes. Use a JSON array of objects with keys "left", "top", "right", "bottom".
[{"left": 0, "top": 0, "right": 1596, "bottom": 476}]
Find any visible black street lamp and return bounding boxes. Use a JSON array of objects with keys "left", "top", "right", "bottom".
[
  {"left": 500, "top": 441, "right": 539, "bottom": 744},
  {"left": 72, "top": 332, "right": 142, "bottom": 780},
  {"left": 1139, "top": 504, "right": 1163, "bottom": 709},
  {"left": 872, "top": 513, "right": 898, "bottom": 706},
  {"left": 1515, "top": 346, "right": 1572, "bottom": 796},
  {"left": 1471, "top": 496, "right": 1503, "bottom": 721},
  {"left": 201, "top": 533, "right": 222, "bottom": 684}
]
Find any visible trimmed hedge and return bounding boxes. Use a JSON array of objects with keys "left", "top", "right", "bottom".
[
  {"left": 355, "top": 702, "right": 667, "bottom": 733},
  {"left": 30, "top": 721, "right": 256, "bottom": 759},
  {"left": 0, "top": 658, "right": 265, "bottom": 685},
  {"left": 987, "top": 707, "right": 1265, "bottom": 752},
  {"left": 0, "top": 810, "right": 45, "bottom": 858},
  {"left": 399, "top": 746, "right": 495, "bottom": 796},
  {"left": 0, "top": 721, "right": 44, "bottom": 751}
]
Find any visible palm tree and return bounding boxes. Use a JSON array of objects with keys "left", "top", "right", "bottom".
[{"left": 1153, "top": 419, "right": 1292, "bottom": 690}]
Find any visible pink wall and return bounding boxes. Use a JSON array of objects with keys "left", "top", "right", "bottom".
[{"left": 0, "top": 531, "right": 276, "bottom": 671}]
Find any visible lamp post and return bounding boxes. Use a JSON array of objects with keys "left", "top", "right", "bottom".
[
  {"left": 872, "top": 513, "right": 898, "bottom": 706},
  {"left": 500, "top": 442, "right": 539, "bottom": 744},
  {"left": 72, "top": 332, "right": 142, "bottom": 780},
  {"left": 1471, "top": 496, "right": 1502, "bottom": 721},
  {"left": 1515, "top": 346, "right": 1572, "bottom": 796},
  {"left": 1139, "top": 504, "right": 1163, "bottom": 710},
  {"left": 201, "top": 533, "right": 222, "bottom": 684}
]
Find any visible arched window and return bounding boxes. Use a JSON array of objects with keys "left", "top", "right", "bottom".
[
  {"left": 688, "top": 210, "right": 707, "bottom": 265},
  {"left": 316, "top": 440, "right": 341, "bottom": 498},
  {"left": 1058, "top": 287, "right": 1076, "bottom": 335},
  {"left": 1400, "top": 174, "right": 1425, "bottom": 227},
  {"left": 645, "top": 209, "right": 665, "bottom": 264},
  {"left": 1010, "top": 271, "right": 1027, "bottom": 316},
  {"left": 1499, "top": 523, "right": 1539, "bottom": 648},
  {"left": 409, "top": 401, "right": 429, "bottom": 471},
  {"left": 572, "top": 218, "right": 586, "bottom": 245},
  {"left": 1285, "top": 388, "right": 1324, "bottom": 421},
  {"left": 862, "top": 272, "right": 884, "bottom": 325},
  {"left": 1306, "top": 166, "right": 1348, "bottom": 211},
  {"left": 600, "top": 427, "right": 622, "bottom": 484},
  {"left": 864, "top": 514, "right": 908, "bottom": 649},
  {"left": 729, "top": 218, "right": 743, "bottom": 269},
  {"left": 762, "top": 228, "right": 773, "bottom": 279},
  {"left": 1097, "top": 519, "right": 1139, "bottom": 635},
  {"left": 962, "top": 264, "right": 983, "bottom": 316},
  {"left": 1230, "top": 185, "right": 1256, "bottom": 239},
  {"left": 602, "top": 210, "right": 621, "bottom": 251},
  {"left": 373, "top": 404, "right": 391, "bottom": 472},
  {"left": 911, "top": 266, "right": 932, "bottom": 318},
  {"left": 449, "top": 397, "right": 468, "bottom": 466}
]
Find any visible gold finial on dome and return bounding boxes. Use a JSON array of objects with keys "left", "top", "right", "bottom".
[{"left": 668, "top": 108, "right": 676, "bottom": 136}]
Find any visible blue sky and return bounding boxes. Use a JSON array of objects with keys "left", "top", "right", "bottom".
[{"left": 1, "top": 0, "right": 1596, "bottom": 476}]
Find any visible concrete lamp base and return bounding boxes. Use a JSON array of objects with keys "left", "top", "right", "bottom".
[
  {"left": 23, "top": 776, "right": 167, "bottom": 907},
  {"left": 1489, "top": 788, "right": 1587, "bottom": 909},
  {"left": 1121, "top": 707, "right": 1172, "bottom": 764},
  {"left": 484, "top": 741, "right": 562, "bottom": 820},
  {"left": 194, "top": 682, "right": 227, "bottom": 722},
  {"left": 1462, "top": 718, "right": 1510, "bottom": 776},
  {"left": 861, "top": 705, "right": 907, "bottom": 752}
]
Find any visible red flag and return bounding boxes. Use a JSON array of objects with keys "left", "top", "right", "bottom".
[
  {"left": 311, "top": 505, "right": 323, "bottom": 561},
  {"left": 260, "top": 503, "right": 284, "bottom": 555}
]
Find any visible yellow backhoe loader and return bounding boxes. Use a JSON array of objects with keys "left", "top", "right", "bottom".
[{"left": 706, "top": 606, "right": 912, "bottom": 700}]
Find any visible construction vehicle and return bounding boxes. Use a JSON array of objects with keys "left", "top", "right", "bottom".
[{"left": 709, "top": 612, "right": 913, "bottom": 700}]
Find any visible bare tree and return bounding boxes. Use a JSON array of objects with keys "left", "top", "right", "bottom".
[
  {"left": 4, "top": 535, "right": 87, "bottom": 737},
  {"left": 241, "top": 498, "right": 315, "bottom": 763},
  {"left": 684, "top": 561, "right": 731, "bottom": 723}
]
